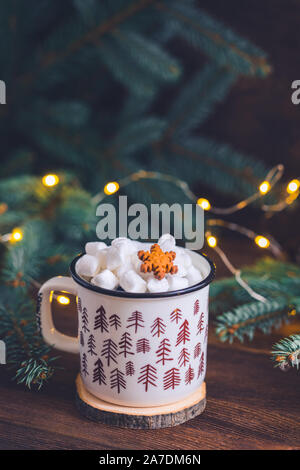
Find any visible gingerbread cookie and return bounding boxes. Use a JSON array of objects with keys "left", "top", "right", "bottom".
[{"left": 138, "top": 243, "right": 178, "bottom": 280}]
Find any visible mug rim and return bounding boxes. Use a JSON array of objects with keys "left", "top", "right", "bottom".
[{"left": 70, "top": 251, "right": 215, "bottom": 299}]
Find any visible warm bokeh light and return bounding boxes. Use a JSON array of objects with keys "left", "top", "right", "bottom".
[
  {"left": 197, "top": 198, "right": 211, "bottom": 211},
  {"left": 11, "top": 228, "right": 23, "bottom": 242},
  {"left": 286, "top": 179, "right": 300, "bottom": 194},
  {"left": 104, "top": 181, "right": 119, "bottom": 195},
  {"left": 42, "top": 174, "right": 59, "bottom": 187},
  {"left": 207, "top": 235, "right": 217, "bottom": 248},
  {"left": 254, "top": 235, "right": 270, "bottom": 248},
  {"left": 57, "top": 295, "right": 70, "bottom": 305},
  {"left": 259, "top": 181, "right": 271, "bottom": 194}
]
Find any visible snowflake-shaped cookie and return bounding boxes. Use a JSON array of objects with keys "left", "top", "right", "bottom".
[{"left": 137, "top": 243, "right": 178, "bottom": 280}]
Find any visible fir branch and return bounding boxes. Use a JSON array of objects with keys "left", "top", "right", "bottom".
[
  {"left": 215, "top": 297, "right": 300, "bottom": 343},
  {"left": 113, "top": 30, "right": 182, "bottom": 82},
  {"left": 157, "top": 1, "right": 271, "bottom": 76},
  {"left": 164, "top": 64, "right": 236, "bottom": 139},
  {"left": 0, "top": 290, "right": 60, "bottom": 389},
  {"left": 21, "top": 0, "right": 156, "bottom": 85},
  {"left": 14, "top": 357, "right": 57, "bottom": 390},
  {"left": 168, "top": 137, "right": 268, "bottom": 198},
  {"left": 271, "top": 334, "right": 300, "bottom": 372}
]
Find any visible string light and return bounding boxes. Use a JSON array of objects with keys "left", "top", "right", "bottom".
[
  {"left": 57, "top": 295, "right": 70, "bottom": 305},
  {"left": 254, "top": 235, "right": 270, "bottom": 249},
  {"left": 206, "top": 235, "right": 217, "bottom": 248},
  {"left": 197, "top": 198, "right": 211, "bottom": 211},
  {"left": 0, "top": 163, "right": 298, "bottom": 305},
  {"left": 286, "top": 179, "right": 300, "bottom": 194},
  {"left": 10, "top": 228, "right": 23, "bottom": 242},
  {"left": 104, "top": 181, "right": 119, "bottom": 195},
  {"left": 94, "top": 164, "right": 289, "bottom": 214},
  {"left": 259, "top": 181, "right": 271, "bottom": 194},
  {"left": 42, "top": 174, "right": 59, "bottom": 187}
]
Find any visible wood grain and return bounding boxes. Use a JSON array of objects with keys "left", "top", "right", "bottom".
[
  {"left": 0, "top": 239, "right": 299, "bottom": 449},
  {"left": 0, "top": 313, "right": 299, "bottom": 449},
  {"left": 75, "top": 375, "right": 206, "bottom": 429}
]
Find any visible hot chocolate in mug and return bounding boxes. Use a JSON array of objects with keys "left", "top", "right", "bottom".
[{"left": 37, "top": 250, "right": 215, "bottom": 407}]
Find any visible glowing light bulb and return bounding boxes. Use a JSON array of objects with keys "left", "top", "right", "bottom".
[
  {"left": 207, "top": 235, "right": 217, "bottom": 248},
  {"left": 57, "top": 295, "right": 70, "bottom": 305},
  {"left": 286, "top": 179, "right": 300, "bottom": 194},
  {"left": 42, "top": 174, "right": 59, "bottom": 187},
  {"left": 259, "top": 181, "right": 271, "bottom": 194},
  {"left": 197, "top": 198, "right": 211, "bottom": 211},
  {"left": 104, "top": 181, "right": 119, "bottom": 195},
  {"left": 254, "top": 235, "right": 270, "bottom": 248},
  {"left": 11, "top": 228, "right": 23, "bottom": 242}
]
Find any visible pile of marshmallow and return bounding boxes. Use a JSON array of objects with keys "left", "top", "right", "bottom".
[{"left": 75, "top": 234, "right": 203, "bottom": 294}]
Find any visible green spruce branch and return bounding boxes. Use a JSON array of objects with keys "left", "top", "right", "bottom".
[{"left": 271, "top": 334, "right": 300, "bottom": 372}]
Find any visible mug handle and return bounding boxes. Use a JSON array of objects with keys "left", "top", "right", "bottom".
[{"left": 37, "top": 276, "right": 79, "bottom": 354}]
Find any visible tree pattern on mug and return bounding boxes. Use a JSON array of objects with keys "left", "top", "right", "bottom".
[
  {"left": 126, "top": 361, "right": 135, "bottom": 376},
  {"left": 81, "top": 352, "right": 88, "bottom": 376},
  {"left": 176, "top": 319, "right": 190, "bottom": 346},
  {"left": 127, "top": 310, "right": 144, "bottom": 333},
  {"left": 156, "top": 338, "right": 173, "bottom": 365},
  {"left": 94, "top": 305, "right": 108, "bottom": 333},
  {"left": 151, "top": 317, "right": 166, "bottom": 337},
  {"left": 185, "top": 365, "right": 194, "bottom": 385},
  {"left": 82, "top": 307, "right": 89, "bottom": 333},
  {"left": 80, "top": 331, "right": 84, "bottom": 347},
  {"left": 178, "top": 347, "right": 190, "bottom": 367},
  {"left": 194, "top": 342, "right": 201, "bottom": 359},
  {"left": 101, "top": 338, "right": 118, "bottom": 366},
  {"left": 119, "top": 332, "right": 134, "bottom": 357},
  {"left": 170, "top": 308, "right": 182, "bottom": 324},
  {"left": 109, "top": 314, "right": 121, "bottom": 330},
  {"left": 79, "top": 298, "right": 208, "bottom": 393},
  {"left": 138, "top": 364, "right": 157, "bottom": 392},
  {"left": 87, "top": 333, "right": 97, "bottom": 356},
  {"left": 93, "top": 358, "right": 106, "bottom": 385},
  {"left": 136, "top": 338, "right": 150, "bottom": 354},
  {"left": 110, "top": 368, "right": 126, "bottom": 393},
  {"left": 197, "top": 352, "right": 205, "bottom": 378},
  {"left": 163, "top": 367, "right": 181, "bottom": 390},
  {"left": 197, "top": 313, "right": 205, "bottom": 335}
]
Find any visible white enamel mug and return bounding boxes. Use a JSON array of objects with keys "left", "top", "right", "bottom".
[{"left": 37, "top": 251, "right": 215, "bottom": 407}]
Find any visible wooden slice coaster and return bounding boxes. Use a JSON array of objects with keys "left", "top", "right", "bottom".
[{"left": 75, "top": 374, "right": 206, "bottom": 429}]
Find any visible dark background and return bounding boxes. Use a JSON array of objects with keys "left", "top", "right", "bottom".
[
  {"left": 1, "top": 1, "right": 300, "bottom": 450},
  {"left": 193, "top": 0, "right": 300, "bottom": 259}
]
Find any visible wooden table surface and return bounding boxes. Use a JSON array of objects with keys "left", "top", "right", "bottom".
[{"left": 0, "top": 245, "right": 299, "bottom": 450}]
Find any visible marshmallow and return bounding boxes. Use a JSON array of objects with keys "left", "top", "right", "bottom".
[
  {"left": 186, "top": 265, "right": 202, "bottom": 285},
  {"left": 85, "top": 241, "right": 107, "bottom": 257},
  {"left": 158, "top": 233, "right": 176, "bottom": 252},
  {"left": 119, "top": 270, "right": 147, "bottom": 293},
  {"left": 97, "top": 248, "right": 108, "bottom": 270},
  {"left": 77, "top": 234, "right": 203, "bottom": 293},
  {"left": 106, "top": 245, "right": 128, "bottom": 270},
  {"left": 168, "top": 275, "right": 189, "bottom": 291},
  {"left": 76, "top": 254, "right": 100, "bottom": 277},
  {"left": 112, "top": 237, "right": 137, "bottom": 255},
  {"left": 116, "top": 262, "right": 133, "bottom": 279},
  {"left": 91, "top": 269, "right": 118, "bottom": 290},
  {"left": 173, "top": 254, "right": 187, "bottom": 277},
  {"left": 147, "top": 277, "right": 169, "bottom": 293},
  {"left": 131, "top": 253, "right": 143, "bottom": 272}
]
